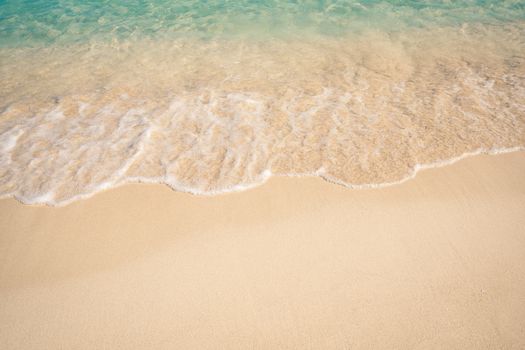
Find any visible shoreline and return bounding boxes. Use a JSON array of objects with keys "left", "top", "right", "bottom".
[{"left": 2, "top": 147, "right": 524, "bottom": 207}]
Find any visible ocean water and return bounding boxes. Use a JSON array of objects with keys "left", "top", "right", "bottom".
[{"left": 0, "top": 1, "right": 524, "bottom": 205}]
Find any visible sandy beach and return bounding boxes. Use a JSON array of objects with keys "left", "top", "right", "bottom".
[
  {"left": 1, "top": 151, "right": 524, "bottom": 349},
  {"left": 1, "top": 2, "right": 524, "bottom": 349}
]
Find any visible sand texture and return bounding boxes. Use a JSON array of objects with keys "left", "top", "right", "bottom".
[{"left": 1, "top": 152, "right": 525, "bottom": 349}]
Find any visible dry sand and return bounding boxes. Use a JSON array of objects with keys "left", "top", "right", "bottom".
[{"left": 1, "top": 152, "right": 525, "bottom": 349}]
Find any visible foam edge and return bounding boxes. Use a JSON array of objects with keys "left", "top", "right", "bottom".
[{"left": 1, "top": 146, "right": 524, "bottom": 207}]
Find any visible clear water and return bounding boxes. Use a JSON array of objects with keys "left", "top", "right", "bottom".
[
  {"left": 0, "top": 1, "right": 524, "bottom": 205},
  {"left": 2, "top": 0, "right": 525, "bottom": 45}
]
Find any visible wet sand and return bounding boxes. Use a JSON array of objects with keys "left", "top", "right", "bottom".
[{"left": 1, "top": 151, "right": 525, "bottom": 349}]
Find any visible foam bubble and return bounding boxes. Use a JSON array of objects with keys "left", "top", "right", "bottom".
[{"left": 1, "top": 25, "right": 524, "bottom": 205}]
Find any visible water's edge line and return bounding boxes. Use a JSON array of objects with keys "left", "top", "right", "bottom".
[{"left": 2, "top": 146, "right": 524, "bottom": 207}]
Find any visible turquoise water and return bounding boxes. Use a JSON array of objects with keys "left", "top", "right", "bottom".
[{"left": 2, "top": 0, "right": 525, "bottom": 46}]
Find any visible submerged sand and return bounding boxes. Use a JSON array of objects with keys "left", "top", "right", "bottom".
[
  {"left": 0, "top": 151, "right": 524, "bottom": 349},
  {"left": 2, "top": 24, "right": 525, "bottom": 204}
]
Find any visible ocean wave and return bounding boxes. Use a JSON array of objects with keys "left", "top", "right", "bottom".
[{"left": 1, "top": 25, "right": 524, "bottom": 205}]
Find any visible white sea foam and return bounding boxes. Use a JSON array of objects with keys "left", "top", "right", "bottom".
[
  {"left": 0, "top": 25, "right": 524, "bottom": 206},
  {"left": 5, "top": 146, "right": 523, "bottom": 208}
]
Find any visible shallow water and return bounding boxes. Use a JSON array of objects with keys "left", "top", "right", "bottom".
[{"left": 1, "top": 1, "right": 524, "bottom": 205}]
